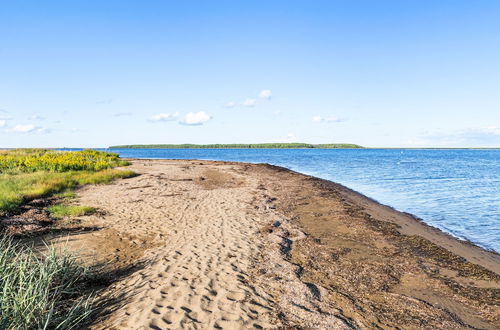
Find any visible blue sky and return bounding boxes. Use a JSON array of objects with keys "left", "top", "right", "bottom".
[{"left": 1, "top": 0, "right": 499, "bottom": 148}]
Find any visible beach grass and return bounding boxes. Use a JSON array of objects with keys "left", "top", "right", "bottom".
[
  {"left": 0, "top": 236, "right": 94, "bottom": 329},
  {"left": 54, "top": 190, "right": 77, "bottom": 200},
  {"left": 48, "top": 204, "right": 96, "bottom": 218},
  {"left": 0, "top": 169, "right": 135, "bottom": 215}
]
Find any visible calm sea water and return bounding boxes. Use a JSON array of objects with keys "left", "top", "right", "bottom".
[{"left": 86, "top": 148, "right": 499, "bottom": 252}]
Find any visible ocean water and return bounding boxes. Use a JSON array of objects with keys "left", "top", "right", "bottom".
[{"left": 93, "top": 148, "right": 500, "bottom": 252}]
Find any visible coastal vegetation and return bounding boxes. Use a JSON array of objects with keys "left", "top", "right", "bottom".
[
  {"left": 0, "top": 149, "right": 134, "bottom": 215},
  {"left": 109, "top": 143, "right": 363, "bottom": 149},
  {"left": 0, "top": 149, "right": 134, "bottom": 329},
  {"left": 47, "top": 204, "right": 96, "bottom": 218},
  {"left": 0, "top": 236, "right": 94, "bottom": 329},
  {"left": 0, "top": 148, "right": 128, "bottom": 172}
]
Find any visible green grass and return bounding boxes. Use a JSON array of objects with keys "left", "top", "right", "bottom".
[
  {"left": 109, "top": 143, "right": 364, "bottom": 149},
  {"left": 0, "top": 169, "right": 136, "bottom": 215},
  {"left": 0, "top": 236, "right": 94, "bottom": 329},
  {"left": 54, "top": 190, "right": 77, "bottom": 200},
  {"left": 48, "top": 205, "right": 96, "bottom": 219}
]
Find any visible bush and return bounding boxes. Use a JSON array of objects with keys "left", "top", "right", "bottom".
[{"left": 0, "top": 149, "right": 129, "bottom": 173}]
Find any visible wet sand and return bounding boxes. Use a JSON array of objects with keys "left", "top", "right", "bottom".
[{"left": 48, "top": 159, "right": 499, "bottom": 329}]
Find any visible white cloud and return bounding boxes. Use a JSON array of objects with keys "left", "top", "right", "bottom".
[
  {"left": 224, "top": 102, "right": 236, "bottom": 108},
  {"left": 29, "top": 114, "right": 44, "bottom": 120},
  {"left": 149, "top": 112, "right": 179, "bottom": 122},
  {"left": 179, "top": 111, "right": 211, "bottom": 126},
  {"left": 7, "top": 124, "right": 51, "bottom": 134},
  {"left": 410, "top": 126, "right": 500, "bottom": 147},
  {"left": 241, "top": 99, "right": 257, "bottom": 107},
  {"left": 312, "top": 115, "right": 343, "bottom": 123},
  {"left": 0, "top": 109, "right": 12, "bottom": 120},
  {"left": 0, "top": 120, "right": 5, "bottom": 127},
  {"left": 276, "top": 132, "right": 297, "bottom": 143},
  {"left": 285, "top": 132, "right": 296, "bottom": 142},
  {"left": 11, "top": 124, "right": 37, "bottom": 133},
  {"left": 35, "top": 127, "right": 52, "bottom": 134},
  {"left": 482, "top": 126, "right": 500, "bottom": 135},
  {"left": 113, "top": 112, "right": 133, "bottom": 117},
  {"left": 258, "top": 89, "right": 272, "bottom": 99}
]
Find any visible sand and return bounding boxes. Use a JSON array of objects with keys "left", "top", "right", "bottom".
[{"left": 44, "top": 159, "right": 499, "bottom": 329}]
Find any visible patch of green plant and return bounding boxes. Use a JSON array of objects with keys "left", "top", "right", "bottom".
[
  {"left": 48, "top": 205, "right": 96, "bottom": 218},
  {"left": 0, "top": 169, "right": 136, "bottom": 215},
  {"left": 0, "top": 236, "right": 94, "bottom": 329},
  {"left": 55, "top": 190, "right": 77, "bottom": 199}
]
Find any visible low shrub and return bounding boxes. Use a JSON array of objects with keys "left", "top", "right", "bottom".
[{"left": 0, "top": 149, "right": 129, "bottom": 173}]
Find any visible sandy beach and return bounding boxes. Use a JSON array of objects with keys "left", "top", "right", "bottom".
[{"left": 46, "top": 159, "right": 499, "bottom": 329}]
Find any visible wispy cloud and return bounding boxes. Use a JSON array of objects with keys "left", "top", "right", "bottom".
[
  {"left": 0, "top": 109, "right": 12, "bottom": 120},
  {"left": 276, "top": 132, "right": 297, "bottom": 143},
  {"left": 8, "top": 124, "right": 51, "bottom": 134},
  {"left": 241, "top": 99, "right": 257, "bottom": 107},
  {"left": 312, "top": 115, "right": 344, "bottom": 123},
  {"left": 29, "top": 114, "right": 44, "bottom": 120},
  {"left": 224, "top": 102, "right": 236, "bottom": 108},
  {"left": 258, "top": 89, "right": 272, "bottom": 99},
  {"left": 36, "top": 127, "right": 52, "bottom": 134},
  {"left": 409, "top": 126, "right": 500, "bottom": 147},
  {"left": 11, "top": 124, "right": 37, "bottom": 133},
  {"left": 113, "top": 112, "right": 133, "bottom": 117},
  {"left": 149, "top": 112, "right": 179, "bottom": 122},
  {"left": 225, "top": 90, "right": 272, "bottom": 108},
  {"left": 0, "top": 120, "right": 6, "bottom": 128},
  {"left": 179, "top": 111, "right": 211, "bottom": 126}
]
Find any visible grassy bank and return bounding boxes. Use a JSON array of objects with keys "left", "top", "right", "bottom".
[
  {"left": 109, "top": 143, "right": 363, "bottom": 149},
  {"left": 0, "top": 149, "right": 134, "bottom": 215}
]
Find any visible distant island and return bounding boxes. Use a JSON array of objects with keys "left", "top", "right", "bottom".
[{"left": 109, "top": 143, "right": 364, "bottom": 149}]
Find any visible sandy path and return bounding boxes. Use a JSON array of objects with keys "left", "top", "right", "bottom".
[{"left": 78, "top": 160, "right": 280, "bottom": 329}]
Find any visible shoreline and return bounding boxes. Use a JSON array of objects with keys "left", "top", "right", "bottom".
[
  {"left": 127, "top": 157, "right": 499, "bottom": 260},
  {"left": 37, "top": 159, "right": 499, "bottom": 328}
]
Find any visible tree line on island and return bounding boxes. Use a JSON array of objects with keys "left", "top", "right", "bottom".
[{"left": 109, "top": 143, "right": 363, "bottom": 149}]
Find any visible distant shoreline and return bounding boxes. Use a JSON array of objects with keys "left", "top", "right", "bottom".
[
  {"left": 107, "top": 145, "right": 499, "bottom": 150},
  {"left": 108, "top": 143, "right": 364, "bottom": 149}
]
